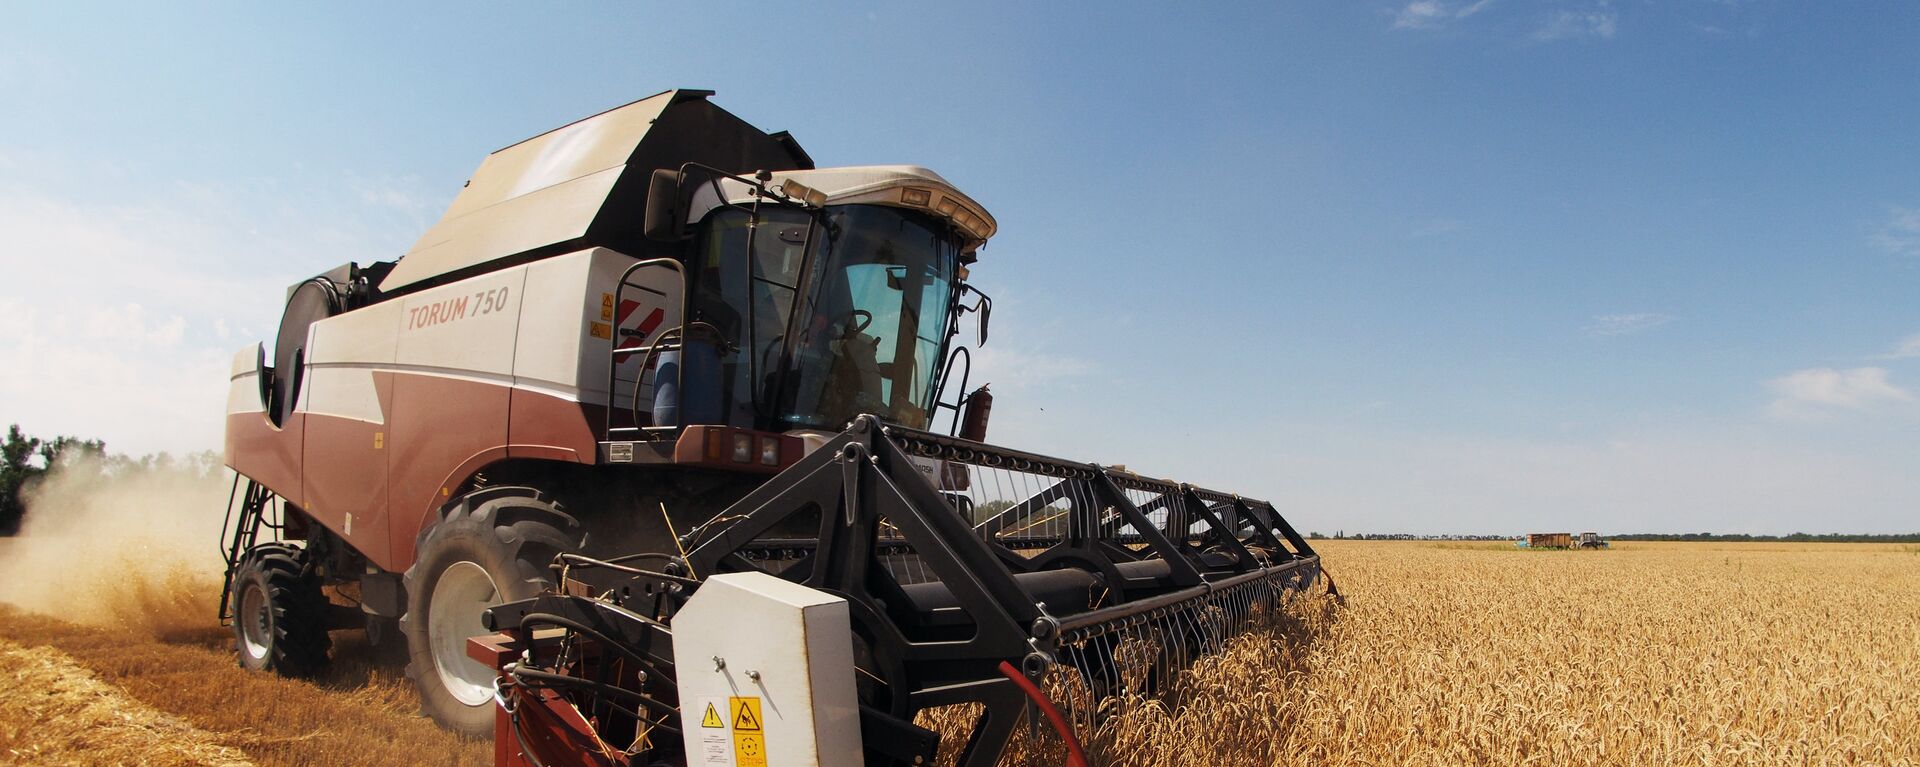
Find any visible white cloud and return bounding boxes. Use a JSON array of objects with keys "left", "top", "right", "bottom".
[
  {"left": 1585, "top": 312, "right": 1672, "bottom": 337},
  {"left": 1537, "top": 3, "right": 1618, "bottom": 40},
  {"left": 1874, "top": 207, "right": 1920, "bottom": 258},
  {"left": 1394, "top": 1, "right": 1450, "bottom": 29},
  {"left": 82, "top": 304, "right": 189, "bottom": 348},
  {"left": 1877, "top": 333, "right": 1920, "bottom": 360},
  {"left": 1393, "top": 0, "right": 1494, "bottom": 30},
  {"left": 1766, "top": 367, "right": 1913, "bottom": 419},
  {"left": 0, "top": 159, "right": 423, "bottom": 455},
  {"left": 0, "top": 297, "right": 233, "bottom": 456}
]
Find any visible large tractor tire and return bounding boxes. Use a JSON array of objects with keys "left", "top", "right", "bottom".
[
  {"left": 401, "top": 486, "right": 581, "bottom": 737},
  {"left": 230, "top": 542, "right": 332, "bottom": 676}
]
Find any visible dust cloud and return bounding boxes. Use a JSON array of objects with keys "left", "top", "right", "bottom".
[{"left": 0, "top": 457, "right": 231, "bottom": 641}]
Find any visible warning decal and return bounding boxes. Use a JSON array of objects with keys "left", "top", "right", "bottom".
[
  {"left": 729, "top": 696, "right": 767, "bottom": 767},
  {"left": 695, "top": 696, "right": 732, "bottom": 765},
  {"left": 734, "top": 732, "right": 765, "bottom": 767},
  {"left": 730, "top": 697, "right": 762, "bottom": 731}
]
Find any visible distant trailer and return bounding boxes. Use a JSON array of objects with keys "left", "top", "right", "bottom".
[{"left": 1526, "top": 533, "right": 1574, "bottom": 549}]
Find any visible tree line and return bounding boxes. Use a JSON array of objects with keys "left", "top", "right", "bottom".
[{"left": 0, "top": 423, "right": 221, "bottom": 536}]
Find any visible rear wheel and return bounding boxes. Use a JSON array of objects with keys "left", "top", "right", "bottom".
[
  {"left": 401, "top": 487, "right": 581, "bottom": 737},
  {"left": 230, "top": 543, "right": 332, "bottom": 676}
]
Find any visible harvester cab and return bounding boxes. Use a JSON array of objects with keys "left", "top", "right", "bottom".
[
  {"left": 613, "top": 164, "right": 994, "bottom": 443},
  {"left": 216, "top": 89, "right": 1327, "bottom": 765}
]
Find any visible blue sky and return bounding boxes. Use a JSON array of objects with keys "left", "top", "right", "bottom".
[{"left": 2, "top": 2, "right": 1915, "bottom": 534}]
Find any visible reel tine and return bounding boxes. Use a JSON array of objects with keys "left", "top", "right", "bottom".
[
  {"left": 1154, "top": 609, "right": 1183, "bottom": 696},
  {"left": 1064, "top": 640, "right": 1098, "bottom": 738}
]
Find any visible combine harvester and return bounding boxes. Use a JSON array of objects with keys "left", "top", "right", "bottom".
[{"left": 218, "top": 90, "right": 1327, "bottom": 765}]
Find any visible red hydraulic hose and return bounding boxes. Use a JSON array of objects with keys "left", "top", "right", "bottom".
[{"left": 995, "top": 660, "right": 1089, "bottom": 767}]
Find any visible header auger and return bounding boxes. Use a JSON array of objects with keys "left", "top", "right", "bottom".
[{"left": 216, "top": 89, "right": 1329, "bottom": 764}]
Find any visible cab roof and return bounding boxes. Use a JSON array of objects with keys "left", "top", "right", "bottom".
[{"left": 692, "top": 165, "right": 997, "bottom": 249}]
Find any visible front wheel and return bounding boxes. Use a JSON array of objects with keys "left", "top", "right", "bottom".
[{"left": 401, "top": 487, "right": 580, "bottom": 737}]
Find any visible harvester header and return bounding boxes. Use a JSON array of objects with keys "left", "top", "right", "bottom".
[{"left": 480, "top": 416, "right": 1324, "bottom": 766}]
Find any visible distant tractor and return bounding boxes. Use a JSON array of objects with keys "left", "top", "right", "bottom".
[{"left": 1517, "top": 532, "right": 1608, "bottom": 549}]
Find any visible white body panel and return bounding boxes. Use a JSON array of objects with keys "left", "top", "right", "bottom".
[
  {"left": 302, "top": 300, "right": 403, "bottom": 423},
  {"left": 515, "top": 254, "right": 599, "bottom": 397},
  {"left": 227, "top": 344, "right": 267, "bottom": 415},
  {"left": 514, "top": 248, "right": 683, "bottom": 410},
  {"left": 673, "top": 572, "right": 862, "bottom": 767},
  {"left": 395, "top": 268, "right": 528, "bottom": 379},
  {"left": 252, "top": 246, "right": 685, "bottom": 419}
]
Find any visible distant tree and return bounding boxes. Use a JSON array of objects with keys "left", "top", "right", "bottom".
[
  {"left": 41, "top": 435, "right": 108, "bottom": 495},
  {"left": 0, "top": 425, "right": 112, "bottom": 535},
  {"left": 0, "top": 424, "right": 41, "bottom": 535},
  {"left": 40, "top": 435, "right": 106, "bottom": 468}
]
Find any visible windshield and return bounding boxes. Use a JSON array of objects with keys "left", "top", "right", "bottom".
[
  {"left": 687, "top": 207, "right": 813, "bottom": 426},
  {"left": 777, "top": 205, "right": 962, "bottom": 430}
]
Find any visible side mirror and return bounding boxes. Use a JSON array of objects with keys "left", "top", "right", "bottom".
[
  {"left": 977, "top": 294, "right": 991, "bottom": 346},
  {"left": 643, "top": 169, "right": 687, "bottom": 242}
]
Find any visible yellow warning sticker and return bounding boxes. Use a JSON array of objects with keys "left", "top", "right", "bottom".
[
  {"left": 601, "top": 293, "right": 614, "bottom": 309},
  {"left": 589, "top": 321, "right": 612, "bottom": 339},
  {"left": 730, "top": 696, "right": 762, "bottom": 731},
  {"left": 700, "top": 702, "right": 725, "bottom": 729},
  {"left": 730, "top": 696, "right": 766, "bottom": 767},
  {"left": 601, "top": 305, "right": 613, "bottom": 321},
  {"left": 733, "top": 731, "right": 766, "bottom": 767}
]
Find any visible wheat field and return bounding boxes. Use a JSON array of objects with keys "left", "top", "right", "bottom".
[
  {"left": 1005, "top": 540, "right": 1920, "bottom": 767},
  {"left": 2, "top": 540, "right": 1915, "bottom": 766}
]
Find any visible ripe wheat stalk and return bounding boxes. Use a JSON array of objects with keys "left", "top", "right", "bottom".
[{"left": 928, "top": 541, "right": 1920, "bottom": 767}]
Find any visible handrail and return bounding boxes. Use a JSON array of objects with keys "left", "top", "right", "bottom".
[{"left": 603, "top": 258, "right": 688, "bottom": 442}]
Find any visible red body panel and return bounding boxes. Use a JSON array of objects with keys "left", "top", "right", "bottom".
[
  {"left": 227, "top": 411, "right": 306, "bottom": 508},
  {"left": 385, "top": 373, "right": 511, "bottom": 571},
  {"left": 231, "top": 371, "right": 602, "bottom": 574},
  {"left": 301, "top": 371, "right": 395, "bottom": 565},
  {"left": 507, "top": 387, "right": 601, "bottom": 462}
]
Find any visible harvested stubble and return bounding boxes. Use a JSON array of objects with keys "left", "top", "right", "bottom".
[
  {"left": 0, "top": 636, "right": 252, "bottom": 766},
  {"left": 0, "top": 603, "right": 489, "bottom": 767},
  {"left": 981, "top": 541, "right": 1920, "bottom": 767}
]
